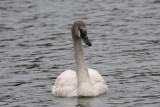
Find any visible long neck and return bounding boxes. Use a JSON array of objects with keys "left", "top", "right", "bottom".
[{"left": 72, "top": 36, "right": 92, "bottom": 87}]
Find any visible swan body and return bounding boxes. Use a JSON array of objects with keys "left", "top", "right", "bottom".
[
  {"left": 52, "top": 20, "right": 108, "bottom": 97},
  {"left": 52, "top": 68, "right": 107, "bottom": 96}
]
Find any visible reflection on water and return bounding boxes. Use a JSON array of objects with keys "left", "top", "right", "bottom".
[
  {"left": 53, "top": 94, "right": 107, "bottom": 107},
  {"left": 0, "top": 0, "right": 160, "bottom": 106}
]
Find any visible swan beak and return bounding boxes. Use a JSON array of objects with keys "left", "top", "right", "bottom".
[
  {"left": 82, "top": 36, "right": 92, "bottom": 46},
  {"left": 78, "top": 27, "right": 92, "bottom": 46}
]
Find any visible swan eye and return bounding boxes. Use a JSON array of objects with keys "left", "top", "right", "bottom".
[{"left": 78, "top": 27, "right": 87, "bottom": 36}]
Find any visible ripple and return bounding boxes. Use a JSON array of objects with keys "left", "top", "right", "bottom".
[{"left": 0, "top": 0, "right": 160, "bottom": 106}]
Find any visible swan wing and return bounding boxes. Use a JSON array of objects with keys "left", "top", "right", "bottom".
[
  {"left": 88, "top": 68, "right": 108, "bottom": 95},
  {"left": 52, "top": 70, "right": 77, "bottom": 97}
]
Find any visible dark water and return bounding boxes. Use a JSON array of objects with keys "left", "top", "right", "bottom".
[{"left": 0, "top": 0, "right": 160, "bottom": 107}]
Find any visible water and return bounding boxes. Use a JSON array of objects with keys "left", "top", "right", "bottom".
[{"left": 0, "top": 0, "right": 160, "bottom": 106}]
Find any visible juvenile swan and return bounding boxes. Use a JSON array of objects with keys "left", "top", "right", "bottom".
[{"left": 52, "top": 20, "right": 108, "bottom": 97}]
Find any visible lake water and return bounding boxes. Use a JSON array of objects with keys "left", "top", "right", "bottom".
[{"left": 0, "top": 0, "right": 160, "bottom": 107}]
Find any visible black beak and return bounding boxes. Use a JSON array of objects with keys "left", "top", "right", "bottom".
[{"left": 78, "top": 27, "right": 92, "bottom": 46}]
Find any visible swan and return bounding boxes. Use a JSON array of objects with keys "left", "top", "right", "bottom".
[{"left": 52, "top": 20, "right": 108, "bottom": 97}]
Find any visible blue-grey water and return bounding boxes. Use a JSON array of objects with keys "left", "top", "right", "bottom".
[{"left": 0, "top": 0, "right": 160, "bottom": 107}]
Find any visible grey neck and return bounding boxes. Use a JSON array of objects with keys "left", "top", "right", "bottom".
[{"left": 72, "top": 36, "right": 91, "bottom": 86}]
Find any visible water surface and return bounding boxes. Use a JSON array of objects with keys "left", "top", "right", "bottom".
[{"left": 0, "top": 0, "right": 160, "bottom": 107}]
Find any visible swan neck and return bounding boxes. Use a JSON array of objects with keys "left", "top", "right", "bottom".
[{"left": 72, "top": 36, "right": 91, "bottom": 84}]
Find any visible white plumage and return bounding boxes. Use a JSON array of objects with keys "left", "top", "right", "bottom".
[
  {"left": 52, "top": 20, "right": 108, "bottom": 97},
  {"left": 52, "top": 68, "right": 108, "bottom": 97}
]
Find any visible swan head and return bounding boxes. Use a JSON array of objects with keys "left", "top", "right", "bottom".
[{"left": 72, "top": 20, "right": 92, "bottom": 46}]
